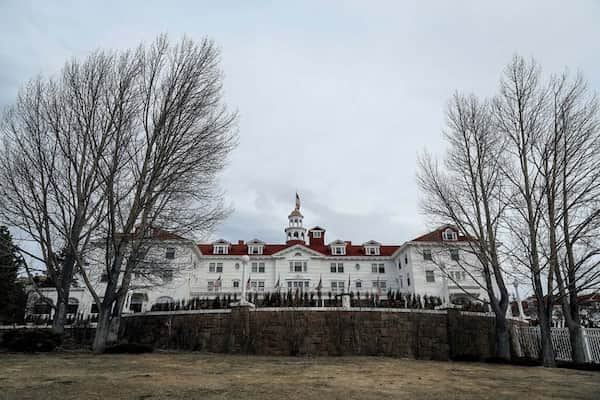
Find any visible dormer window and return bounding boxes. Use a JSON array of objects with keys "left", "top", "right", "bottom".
[
  {"left": 212, "top": 239, "right": 230, "bottom": 254},
  {"left": 362, "top": 240, "right": 381, "bottom": 256},
  {"left": 364, "top": 246, "right": 380, "bottom": 256},
  {"left": 442, "top": 228, "right": 458, "bottom": 241},
  {"left": 248, "top": 245, "right": 263, "bottom": 255},
  {"left": 331, "top": 246, "right": 346, "bottom": 256},
  {"left": 214, "top": 245, "right": 228, "bottom": 254},
  {"left": 313, "top": 231, "right": 322, "bottom": 238},
  {"left": 247, "top": 239, "right": 265, "bottom": 255}
]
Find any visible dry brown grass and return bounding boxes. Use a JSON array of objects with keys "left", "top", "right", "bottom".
[{"left": 0, "top": 353, "right": 599, "bottom": 400}]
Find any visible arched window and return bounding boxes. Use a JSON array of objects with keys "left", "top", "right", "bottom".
[
  {"left": 293, "top": 231, "right": 299, "bottom": 238},
  {"left": 129, "top": 293, "right": 146, "bottom": 313},
  {"left": 442, "top": 228, "right": 458, "bottom": 241}
]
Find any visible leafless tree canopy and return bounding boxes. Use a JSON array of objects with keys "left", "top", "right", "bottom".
[
  {"left": 420, "top": 55, "right": 600, "bottom": 366},
  {"left": 0, "top": 35, "right": 237, "bottom": 346}
]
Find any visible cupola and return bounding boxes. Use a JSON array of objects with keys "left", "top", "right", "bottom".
[{"left": 285, "top": 193, "right": 307, "bottom": 243}]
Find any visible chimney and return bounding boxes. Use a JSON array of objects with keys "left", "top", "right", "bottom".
[{"left": 308, "top": 227, "right": 325, "bottom": 247}]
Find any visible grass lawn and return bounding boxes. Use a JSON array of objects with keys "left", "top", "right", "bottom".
[{"left": 0, "top": 353, "right": 599, "bottom": 400}]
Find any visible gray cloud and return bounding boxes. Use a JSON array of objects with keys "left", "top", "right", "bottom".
[{"left": 1, "top": 0, "right": 599, "bottom": 250}]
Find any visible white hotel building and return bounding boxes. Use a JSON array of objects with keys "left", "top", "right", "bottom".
[{"left": 32, "top": 197, "right": 489, "bottom": 317}]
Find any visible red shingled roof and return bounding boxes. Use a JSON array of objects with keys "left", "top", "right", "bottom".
[
  {"left": 197, "top": 242, "right": 401, "bottom": 257},
  {"left": 411, "top": 225, "right": 471, "bottom": 242}
]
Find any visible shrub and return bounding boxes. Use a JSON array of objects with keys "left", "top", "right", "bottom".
[
  {"left": 2, "top": 329, "right": 62, "bottom": 352},
  {"left": 104, "top": 343, "right": 154, "bottom": 354}
]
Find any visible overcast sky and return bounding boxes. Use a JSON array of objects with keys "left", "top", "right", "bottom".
[{"left": 2, "top": 1, "right": 599, "bottom": 246}]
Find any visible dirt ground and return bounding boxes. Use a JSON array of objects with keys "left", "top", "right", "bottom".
[{"left": 0, "top": 353, "right": 599, "bottom": 400}]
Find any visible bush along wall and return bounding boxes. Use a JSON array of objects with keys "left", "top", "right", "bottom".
[{"left": 145, "top": 290, "right": 481, "bottom": 312}]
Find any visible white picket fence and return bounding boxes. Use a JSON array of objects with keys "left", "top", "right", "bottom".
[{"left": 513, "top": 326, "right": 600, "bottom": 363}]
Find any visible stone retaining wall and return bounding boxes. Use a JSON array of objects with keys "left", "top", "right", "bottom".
[{"left": 119, "top": 308, "right": 520, "bottom": 360}]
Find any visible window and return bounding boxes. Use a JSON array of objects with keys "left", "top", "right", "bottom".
[
  {"left": 450, "top": 271, "right": 467, "bottom": 281},
  {"left": 163, "top": 269, "right": 173, "bottom": 282},
  {"left": 250, "top": 280, "right": 265, "bottom": 292},
  {"left": 399, "top": 275, "right": 403, "bottom": 289},
  {"left": 233, "top": 280, "right": 240, "bottom": 288},
  {"left": 290, "top": 261, "right": 307, "bottom": 273},
  {"left": 288, "top": 280, "right": 310, "bottom": 290},
  {"left": 249, "top": 245, "right": 263, "bottom": 255},
  {"left": 129, "top": 293, "right": 145, "bottom": 313},
  {"left": 209, "top": 262, "right": 223, "bottom": 273},
  {"left": 371, "top": 263, "right": 385, "bottom": 273},
  {"left": 426, "top": 270, "right": 435, "bottom": 282},
  {"left": 331, "top": 281, "right": 345, "bottom": 293},
  {"left": 251, "top": 262, "right": 265, "bottom": 273},
  {"left": 398, "top": 260, "right": 402, "bottom": 270},
  {"left": 365, "top": 246, "right": 379, "bottom": 255},
  {"left": 91, "top": 303, "right": 99, "bottom": 314},
  {"left": 165, "top": 247, "right": 176, "bottom": 259},
  {"left": 372, "top": 280, "right": 387, "bottom": 290},
  {"left": 423, "top": 249, "right": 432, "bottom": 261},
  {"left": 450, "top": 249, "right": 459, "bottom": 261},
  {"left": 207, "top": 280, "right": 221, "bottom": 292},
  {"left": 214, "top": 245, "right": 228, "bottom": 254},
  {"left": 405, "top": 255, "right": 408, "bottom": 264},
  {"left": 407, "top": 274, "right": 411, "bottom": 286},
  {"left": 313, "top": 231, "right": 322, "bottom": 238},
  {"left": 442, "top": 228, "right": 458, "bottom": 241},
  {"left": 355, "top": 281, "right": 362, "bottom": 289},
  {"left": 330, "top": 263, "right": 344, "bottom": 273},
  {"left": 331, "top": 246, "right": 345, "bottom": 255}
]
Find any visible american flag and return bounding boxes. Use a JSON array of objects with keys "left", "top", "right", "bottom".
[
  {"left": 274, "top": 274, "right": 281, "bottom": 291},
  {"left": 295, "top": 192, "right": 301, "bottom": 209},
  {"left": 316, "top": 274, "right": 322, "bottom": 291}
]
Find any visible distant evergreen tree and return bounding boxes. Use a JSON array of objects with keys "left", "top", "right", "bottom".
[{"left": 0, "top": 226, "right": 27, "bottom": 324}]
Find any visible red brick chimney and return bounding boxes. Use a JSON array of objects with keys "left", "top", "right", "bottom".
[{"left": 308, "top": 227, "right": 325, "bottom": 247}]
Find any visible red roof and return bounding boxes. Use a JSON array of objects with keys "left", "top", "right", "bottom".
[
  {"left": 197, "top": 242, "right": 400, "bottom": 257},
  {"left": 411, "top": 225, "right": 471, "bottom": 242}
]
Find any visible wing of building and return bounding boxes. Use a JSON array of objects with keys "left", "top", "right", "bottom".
[{"left": 28, "top": 196, "right": 490, "bottom": 318}]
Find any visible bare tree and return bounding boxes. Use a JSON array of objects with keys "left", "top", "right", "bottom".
[
  {"left": 492, "top": 55, "right": 558, "bottom": 366},
  {"left": 73, "top": 36, "right": 237, "bottom": 353},
  {"left": 0, "top": 35, "right": 235, "bottom": 348},
  {"left": 541, "top": 72, "right": 600, "bottom": 363},
  {"left": 418, "top": 93, "right": 512, "bottom": 360},
  {"left": 0, "top": 50, "right": 138, "bottom": 332}
]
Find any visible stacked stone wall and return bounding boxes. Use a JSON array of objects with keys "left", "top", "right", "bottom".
[{"left": 119, "top": 308, "right": 519, "bottom": 360}]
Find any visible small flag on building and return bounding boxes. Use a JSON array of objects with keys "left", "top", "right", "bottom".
[
  {"left": 295, "top": 192, "right": 301, "bottom": 209},
  {"left": 316, "top": 274, "right": 322, "bottom": 292},
  {"left": 274, "top": 274, "right": 280, "bottom": 291},
  {"left": 246, "top": 276, "right": 252, "bottom": 290},
  {"left": 216, "top": 275, "right": 221, "bottom": 289}
]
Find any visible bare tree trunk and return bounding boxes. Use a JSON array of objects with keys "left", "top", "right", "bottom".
[
  {"left": 494, "top": 312, "right": 511, "bottom": 360},
  {"left": 93, "top": 307, "right": 112, "bottom": 354},
  {"left": 52, "top": 292, "right": 67, "bottom": 334}
]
